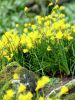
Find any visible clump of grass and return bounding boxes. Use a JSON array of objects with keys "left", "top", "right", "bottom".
[{"left": 0, "top": 4, "right": 75, "bottom": 76}]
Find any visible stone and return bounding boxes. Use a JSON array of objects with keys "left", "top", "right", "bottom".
[{"left": 0, "top": 62, "right": 39, "bottom": 96}]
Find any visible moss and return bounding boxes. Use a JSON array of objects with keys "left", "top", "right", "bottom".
[
  {"left": 0, "top": 61, "right": 39, "bottom": 98},
  {"left": 63, "top": 92, "right": 75, "bottom": 100},
  {"left": 0, "top": 62, "right": 21, "bottom": 87},
  {"left": 0, "top": 62, "right": 21, "bottom": 98}
]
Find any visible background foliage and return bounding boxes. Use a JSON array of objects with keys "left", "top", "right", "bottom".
[{"left": 0, "top": 0, "right": 75, "bottom": 34}]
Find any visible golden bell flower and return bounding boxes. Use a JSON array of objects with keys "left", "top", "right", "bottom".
[
  {"left": 23, "top": 49, "right": 29, "bottom": 53},
  {"left": 39, "top": 96, "right": 44, "bottom": 100},
  {"left": 35, "top": 76, "right": 50, "bottom": 91},
  {"left": 47, "top": 46, "right": 52, "bottom": 51},
  {"left": 56, "top": 31, "right": 63, "bottom": 39},
  {"left": 18, "top": 84, "right": 26, "bottom": 93},
  {"left": 48, "top": 2, "right": 53, "bottom": 6},
  {"left": 3, "top": 89, "right": 14, "bottom": 100},
  {"left": 16, "top": 24, "right": 19, "bottom": 27},
  {"left": 13, "top": 73, "right": 19, "bottom": 80},
  {"left": 60, "top": 86, "right": 69, "bottom": 95},
  {"left": 24, "top": 7, "right": 28, "bottom": 11}
]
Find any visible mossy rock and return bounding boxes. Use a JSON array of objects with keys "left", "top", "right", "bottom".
[
  {"left": 14, "top": 66, "right": 39, "bottom": 92},
  {"left": 45, "top": 78, "right": 75, "bottom": 100},
  {"left": 0, "top": 61, "right": 39, "bottom": 98},
  {"left": 63, "top": 92, "right": 75, "bottom": 100},
  {"left": 0, "top": 62, "right": 21, "bottom": 87}
]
